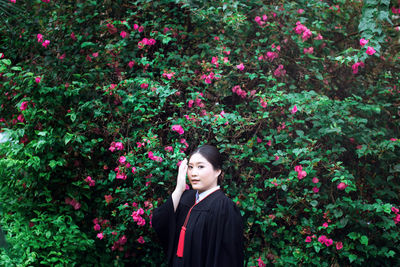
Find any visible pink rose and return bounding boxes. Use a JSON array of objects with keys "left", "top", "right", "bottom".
[
  {"left": 336, "top": 241, "right": 343, "bottom": 250},
  {"left": 120, "top": 31, "right": 127, "bottom": 38},
  {"left": 236, "top": 63, "right": 245, "bottom": 71},
  {"left": 312, "top": 177, "right": 319, "bottom": 183},
  {"left": 97, "top": 232, "right": 104, "bottom": 239},
  {"left": 359, "top": 38, "right": 369, "bottom": 47},
  {"left": 366, "top": 46, "right": 376, "bottom": 55},
  {"left": 20, "top": 101, "right": 28, "bottom": 111},
  {"left": 312, "top": 187, "right": 319, "bottom": 193},
  {"left": 337, "top": 182, "right": 348, "bottom": 190},
  {"left": 171, "top": 124, "right": 184, "bottom": 135},
  {"left": 290, "top": 105, "right": 298, "bottom": 114}
]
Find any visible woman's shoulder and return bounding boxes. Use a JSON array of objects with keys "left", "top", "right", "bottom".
[
  {"left": 212, "top": 190, "right": 241, "bottom": 215},
  {"left": 179, "top": 189, "right": 196, "bottom": 207}
]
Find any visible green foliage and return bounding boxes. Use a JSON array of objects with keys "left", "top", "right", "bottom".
[{"left": 0, "top": 0, "right": 399, "bottom": 266}]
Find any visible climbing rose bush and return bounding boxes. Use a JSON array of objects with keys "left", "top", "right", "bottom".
[{"left": 0, "top": 0, "right": 399, "bottom": 266}]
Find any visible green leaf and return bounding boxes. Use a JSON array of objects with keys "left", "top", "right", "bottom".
[
  {"left": 360, "top": 235, "right": 368, "bottom": 245},
  {"left": 81, "top": 42, "right": 95, "bottom": 48},
  {"left": 349, "top": 254, "right": 357, "bottom": 263}
]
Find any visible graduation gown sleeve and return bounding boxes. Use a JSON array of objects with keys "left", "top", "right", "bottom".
[
  {"left": 205, "top": 196, "right": 244, "bottom": 267},
  {"left": 151, "top": 195, "right": 176, "bottom": 264}
]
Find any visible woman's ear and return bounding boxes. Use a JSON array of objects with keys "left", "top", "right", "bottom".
[{"left": 216, "top": 169, "right": 221, "bottom": 178}]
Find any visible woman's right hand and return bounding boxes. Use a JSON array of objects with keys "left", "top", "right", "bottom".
[{"left": 176, "top": 158, "right": 188, "bottom": 193}]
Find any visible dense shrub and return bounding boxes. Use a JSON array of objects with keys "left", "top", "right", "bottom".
[{"left": 0, "top": 0, "right": 399, "bottom": 266}]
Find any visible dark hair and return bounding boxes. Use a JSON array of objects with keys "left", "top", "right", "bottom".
[{"left": 188, "top": 144, "right": 224, "bottom": 183}]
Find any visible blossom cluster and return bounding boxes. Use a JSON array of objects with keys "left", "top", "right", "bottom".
[
  {"left": 84, "top": 176, "right": 95, "bottom": 187},
  {"left": 138, "top": 37, "right": 156, "bottom": 49},
  {"left": 273, "top": 64, "right": 286, "bottom": 77},
  {"left": 131, "top": 208, "right": 146, "bottom": 226},
  {"left": 162, "top": 70, "right": 175, "bottom": 80},
  {"left": 392, "top": 206, "right": 400, "bottom": 224},
  {"left": 201, "top": 71, "right": 221, "bottom": 84},
  {"left": 148, "top": 151, "right": 163, "bottom": 162},
  {"left": 294, "top": 21, "right": 312, "bottom": 41},
  {"left": 171, "top": 124, "right": 184, "bottom": 135},
  {"left": 109, "top": 141, "right": 124, "bottom": 152},
  {"left": 36, "top": 33, "right": 50, "bottom": 48},
  {"left": 294, "top": 165, "right": 307, "bottom": 180},
  {"left": 65, "top": 197, "right": 81, "bottom": 210},
  {"left": 188, "top": 92, "right": 205, "bottom": 109},
  {"left": 254, "top": 14, "right": 268, "bottom": 27}
]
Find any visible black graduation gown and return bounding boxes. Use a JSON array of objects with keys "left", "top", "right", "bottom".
[{"left": 151, "top": 189, "right": 244, "bottom": 267}]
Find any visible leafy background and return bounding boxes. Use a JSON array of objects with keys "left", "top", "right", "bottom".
[{"left": 0, "top": 0, "right": 399, "bottom": 266}]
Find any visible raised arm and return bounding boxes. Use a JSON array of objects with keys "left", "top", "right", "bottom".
[{"left": 172, "top": 158, "right": 188, "bottom": 212}]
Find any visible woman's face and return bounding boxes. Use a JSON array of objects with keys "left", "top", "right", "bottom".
[{"left": 188, "top": 153, "right": 221, "bottom": 194}]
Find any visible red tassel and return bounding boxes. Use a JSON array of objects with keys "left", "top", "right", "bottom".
[{"left": 176, "top": 226, "right": 186, "bottom": 257}]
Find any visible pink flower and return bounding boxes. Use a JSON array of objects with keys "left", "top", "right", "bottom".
[
  {"left": 394, "top": 214, "right": 400, "bottom": 224},
  {"left": 120, "top": 31, "right": 127, "bottom": 38},
  {"left": 257, "top": 257, "right": 266, "bottom": 267},
  {"left": 116, "top": 171, "right": 127, "bottom": 180},
  {"left": 389, "top": 138, "right": 397, "bottom": 141},
  {"left": 265, "top": 51, "right": 278, "bottom": 61},
  {"left": 312, "top": 187, "right": 319, "bottom": 193},
  {"left": 140, "top": 83, "right": 148, "bottom": 89},
  {"left": 294, "top": 165, "right": 303, "bottom": 172},
  {"left": 128, "top": 60, "right": 135, "bottom": 68},
  {"left": 273, "top": 65, "right": 286, "bottom": 77},
  {"left": 20, "top": 101, "right": 28, "bottom": 111},
  {"left": 336, "top": 241, "right": 343, "bottom": 250},
  {"left": 312, "top": 177, "right": 319, "bottom": 183},
  {"left": 318, "top": 235, "right": 327, "bottom": 244},
  {"left": 337, "top": 182, "right": 348, "bottom": 190},
  {"left": 352, "top": 62, "right": 365, "bottom": 74},
  {"left": 171, "top": 124, "right": 184, "bottom": 135},
  {"left": 303, "top": 47, "right": 314, "bottom": 54},
  {"left": 35, "top": 77, "right": 42, "bottom": 83},
  {"left": 366, "top": 46, "right": 376, "bottom": 55},
  {"left": 133, "top": 24, "right": 139, "bottom": 30},
  {"left": 85, "top": 176, "right": 95, "bottom": 187},
  {"left": 290, "top": 105, "right": 298, "bottom": 114},
  {"left": 392, "top": 207, "right": 399, "bottom": 214},
  {"left": 322, "top": 222, "right": 329, "bottom": 228},
  {"left": 163, "top": 71, "right": 175, "bottom": 80},
  {"left": 137, "top": 236, "right": 145, "bottom": 244},
  {"left": 92, "top": 52, "right": 98, "bottom": 58},
  {"left": 42, "top": 40, "right": 50, "bottom": 48},
  {"left": 165, "top": 146, "right": 173, "bottom": 152},
  {"left": 297, "top": 9, "right": 305, "bottom": 14},
  {"left": 325, "top": 238, "right": 333, "bottom": 246},
  {"left": 70, "top": 32, "right": 76, "bottom": 40},
  {"left": 302, "top": 29, "right": 312, "bottom": 41},
  {"left": 94, "top": 224, "right": 100, "bottom": 231},
  {"left": 138, "top": 26, "right": 144, "bottom": 32},
  {"left": 119, "top": 156, "right": 126, "bottom": 164},
  {"left": 305, "top": 236, "right": 312, "bottom": 242},
  {"left": 97, "top": 232, "right": 104, "bottom": 239},
  {"left": 41, "top": 0, "right": 50, "bottom": 3},
  {"left": 37, "top": 34, "right": 43, "bottom": 43},
  {"left": 115, "top": 142, "right": 124, "bottom": 150},
  {"left": 298, "top": 170, "right": 307, "bottom": 179},
  {"left": 359, "top": 38, "right": 369, "bottom": 47},
  {"left": 236, "top": 63, "right": 245, "bottom": 71}
]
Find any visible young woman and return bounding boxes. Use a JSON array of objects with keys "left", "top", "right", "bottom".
[{"left": 152, "top": 144, "right": 244, "bottom": 266}]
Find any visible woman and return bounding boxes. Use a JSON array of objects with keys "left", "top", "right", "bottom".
[{"left": 151, "top": 144, "right": 244, "bottom": 266}]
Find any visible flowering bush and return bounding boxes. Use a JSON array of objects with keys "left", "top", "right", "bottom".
[{"left": 0, "top": 0, "right": 399, "bottom": 266}]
